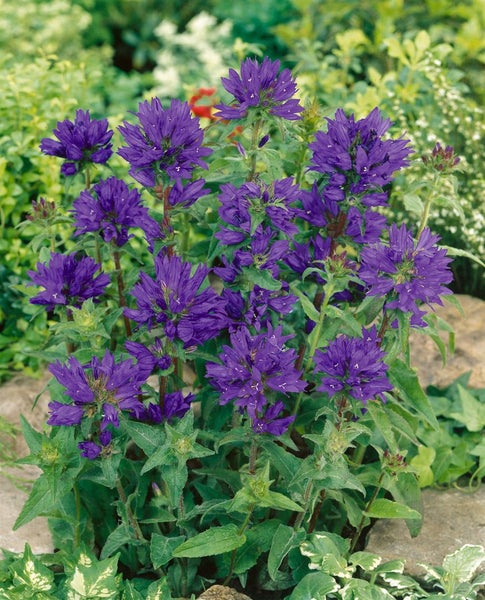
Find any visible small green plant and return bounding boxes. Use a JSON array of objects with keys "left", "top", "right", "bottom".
[{"left": 409, "top": 373, "right": 485, "bottom": 488}]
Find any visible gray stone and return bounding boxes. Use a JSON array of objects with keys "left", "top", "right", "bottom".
[
  {"left": 197, "top": 585, "right": 252, "bottom": 600},
  {"left": 0, "top": 374, "right": 52, "bottom": 554},
  {"left": 366, "top": 487, "right": 485, "bottom": 576},
  {"left": 410, "top": 294, "right": 485, "bottom": 389}
]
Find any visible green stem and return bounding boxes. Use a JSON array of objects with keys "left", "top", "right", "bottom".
[
  {"left": 349, "top": 471, "right": 385, "bottom": 553},
  {"left": 112, "top": 248, "right": 132, "bottom": 337},
  {"left": 416, "top": 174, "right": 440, "bottom": 240},
  {"left": 116, "top": 478, "right": 145, "bottom": 542},
  {"left": 291, "top": 283, "right": 335, "bottom": 421},
  {"left": 223, "top": 504, "right": 255, "bottom": 586},
  {"left": 73, "top": 482, "right": 82, "bottom": 547},
  {"left": 248, "top": 119, "right": 263, "bottom": 182},
  {"left": 293, "top": 479, "right": 314, "bottom": 531},
  {"left": 249, "top": 437, "right": 259, "bottom": 475}
]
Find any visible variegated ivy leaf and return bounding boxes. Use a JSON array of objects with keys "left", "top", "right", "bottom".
[
  {"left": 10, "top": 544, "right": 54, "bottom": 593},
  {"left": 65, "top": 552, "right": 121, "bottom": 599}
]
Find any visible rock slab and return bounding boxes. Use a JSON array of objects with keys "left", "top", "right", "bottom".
[
  {"left": 0, "top": 374, "right": 52, "bottom": 554},
  {"left": 197, "top": 585, "right": 252, "bottom": 600},
  {"left": 410, "top": 294, "right": 485, "bottom": 389},
  {"left": 366, "top": 486, "right": 485, "bottom": 576}
]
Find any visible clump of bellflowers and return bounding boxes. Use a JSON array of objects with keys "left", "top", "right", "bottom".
[
  {"left": 72, "top": 176, "right": 161, "bottom": 246},
  {"left": 15, "top": 56, "right": 460, "bottom": 599},
  {"left": 118, "top": 97, "right": 212, "bottom": 187},
  {"left": 40, "top": 109, "right": 113, "bottom": 177},
  {"left": 206, "top": 324, "right": 306, "bottom": 434},
  {"left": 359, "top": 223, "right": 453, "bottom": 326},
  {"left": 28, "top": 252, "right": 110, "bottom": 310},
  {"left": 47, "top": 350, "right": 149, "bottom": 457},
  {"left": 215, "top": 56, "right": 304, "bottom": 121},
  {"left": 304, "top": 107, "right": 413, "bottom": 248}
]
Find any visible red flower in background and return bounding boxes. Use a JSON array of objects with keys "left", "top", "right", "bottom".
[{"left": 189, "top": 87, "right": 217, "bottom": 120}]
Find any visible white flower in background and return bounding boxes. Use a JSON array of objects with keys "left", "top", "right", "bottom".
[{"left": 152, "top": 11, "right": 235, "bottom": 99}]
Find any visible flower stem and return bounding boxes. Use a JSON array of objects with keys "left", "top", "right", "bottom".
[
  {"left": 223, "top": 504, "right": 255, "bottom": 586},
  {"left": 349, "top": 470, "right": 385, "bottom": 553},
  {"left": 112, "top": 248, "right": 132, "bottom": 337},
  {"left": 116, "top": 478, "right": 146, "bottom": 542}
]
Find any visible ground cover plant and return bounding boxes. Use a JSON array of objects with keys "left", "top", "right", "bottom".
[{"left": 0, "top": 55, "right": 483, "bottom": 599}]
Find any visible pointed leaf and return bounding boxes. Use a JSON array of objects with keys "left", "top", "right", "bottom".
[
  {"left": 268, "top": 524, "right": 306, "bottom": 580},
  {"left": 150, "top": 533, "right": 185, "bottom": 569},
  {"left": 172, "top": 524, "right": 245, "bottom": 558},
  {"left": 364, "top": 498, "right": 421, "bottom": 520},
  {"left": 287, "top": 572, "right": 339, "bottom": 599},
  {"left": 388, "top": 359, "right": 439, "bottom": 429}
]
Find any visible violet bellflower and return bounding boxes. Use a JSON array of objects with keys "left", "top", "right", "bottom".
[
  {"left": 144, "top": 391, "right": 194, "bottom": 423},
  {"left": 214, "top": 227, "right": 289, "bottom": 283},
  {"left": 313, "top": 326, "right": 392, "bottom": 404},
  {"left": 118, "top": 98, "right": 212, "bottom": 187},
  {"left": 359, "top": 224, "right": 453, "bottom": 327},
  {"left": 215, "top": 178, "right": 301, "bottom": 245},
  {"left": 221, "top": 285, "right": 298, "bottom": 332},
  {"left": 40, "top": 109, "right": 113, "bottom": 176},
  {"left": 125, "top": 253, "right": 227, "bottom": 348},
  {"left": 305, "top": 108, "right": 412, "bottom": 245},
  {"left": 72, "top": 176, "right": 161, "bottom": 247},
  {"left": 47, "top": 351, "right": 148, "bottom": 458},
  {"left": 125, "top": 338, "right": 172, "bottom": 378},
  {"left": 206, "top": 324, "right": 306, "bottom": 435},
  {"left": 309, "top": 108, "right": 412, "bottom": 205},
  {"left": 28, "top": 252, "right": 110, "bottom": 310},
  {"left": 215, "top": 56, "right": 304, "bottom": 121}
]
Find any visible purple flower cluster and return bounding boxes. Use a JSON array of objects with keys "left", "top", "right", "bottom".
[
  {"left": 40, "top": 109, "right": 113, "bottom": 176},
  {"left": 214, "top": 227, "right": 289, "bottom": 283},
  {"left": 28, "top": 252, "right": 110, "bottom": 310},
  {"left": 47, "top": 351, "right": 148, "bottom": 458},
  {"left": 222, "top": 286, "right": 297, "bottom": 331},
  {"left": 145, "top": 391, "right": 194, "bottom": 423},
  {"left": 125, "top": 338, "right": 171, "bottom": 378},
  {"left": 216, "top": 178, "right": 301, "bottom": 244},
  {"left": 305, "top": 108, "right": 412, "bottom": 245},
  {"left": 125, "top": 253, "right": 227, "bottom": 348},
  {"left": 313, "top": 326, "right": 392, "bottom": 404},
  {"left": 215, "top": 56, "right": 304, "bottom": 121},
  {"left": 206, "top": 325, "right": 306, "bottom": 435},
  {"left": 118, "top": 98, "right": 212, "bottom": 187},
  {"left": 72, "top": 176, "right": 161, "bottom": 246},
  {"left": 359, "top": 224, "right": 453, "bottom": 326}
]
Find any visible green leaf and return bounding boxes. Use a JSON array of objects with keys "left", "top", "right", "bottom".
[
  {"left": 290, "top": 282, "right": 320, "bottom": 322},
  {"left": 100, "top": 524, "right": 139, "bottom": 560},
  {"left": 287, "top": 572, "right": 339, "bottom": 599},
  {"left": 14, "top": 469, "right": 78, "bottom": 529},
  {"left": 366, "top": 403, "right": 398, "bottom": 454},
  {"left": 146, "top": 577, "right": 174, "bottom": 600},
  {"left": 150, "top": 534, "right": 185, "bottom": 569},
  {"left": 172, "top": 524, "right": 246, "bottom": 558},
  {"left": 410, "top": 446, "right": 436, "bottom": 488},
  {"left": 10, "top": 543, "right": 54, "bottom": 593},
  {"left": 66, "top": 551, "right": 121, "bottom": 598},
  {"left": 244, "top": 267, "right": 282, "bottom": 291},
  {"left": 364, "top": 498, "right": 421, "bottom": 520},
  {"left": 450, "top": 385, "right": 485, "bottom": 432},
  {"left": 223, "top": 519, "right": 280, "bottom": 576},
  {"left": 386, "top": 471, "right": 423, "bottom": 537},
  {"left": 268, "top": 524, "right": 306, "bottom": 580},
  {"left": 388, "top": 359, "right": 439, "bottom": 429},
  {"left": 163, "top": 463, "right": 188, "bottom": 508},
  {"left": 122, "top": 420, "right": 165, "bottom": 455},
  {"left": 442, "top": 545, "right": 485, "bottom": 592}
]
